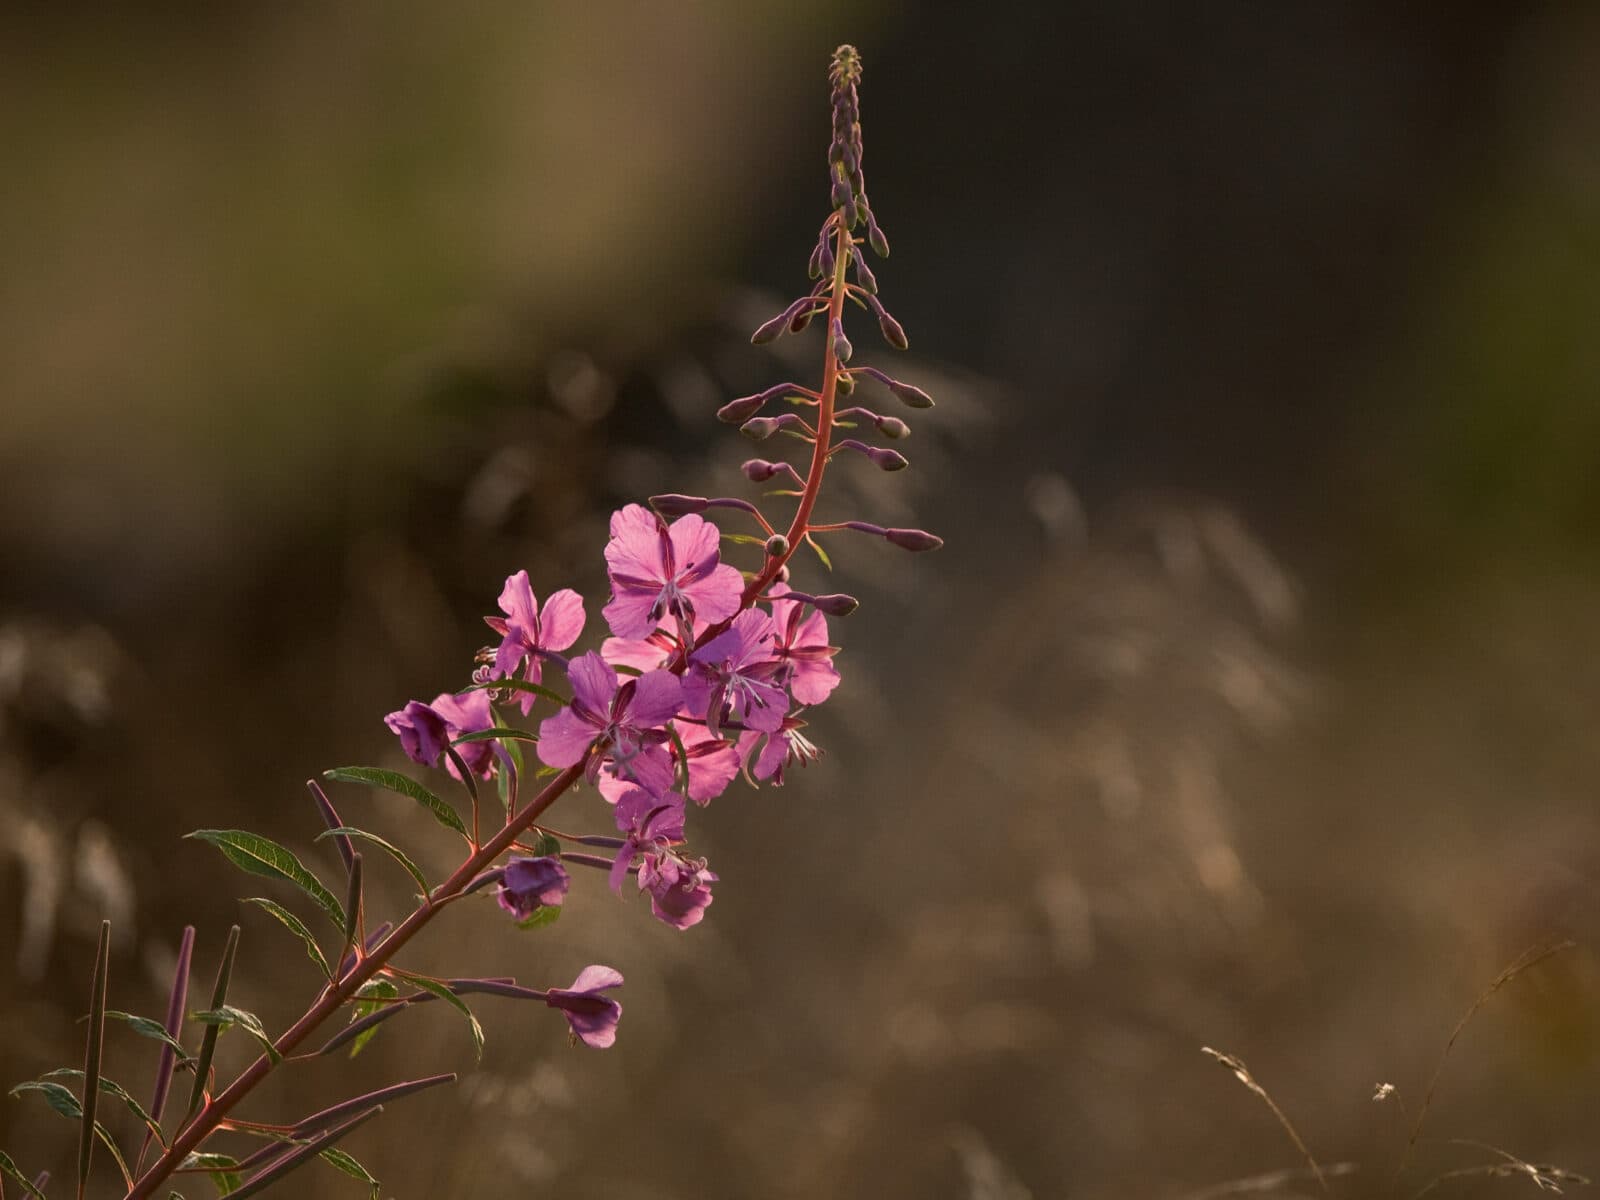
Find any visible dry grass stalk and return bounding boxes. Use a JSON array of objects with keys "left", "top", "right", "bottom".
[
  {"left": 1410, "top": 1139, "right": 1590, "bottom": 1199},
  {"left": 1395, "top": 939, "right": 1576, "bottom": 1184},
  {"left": 1201, "top": 1046, "right": 1329, "bottom": 1196},
  {"left": 1180, "top": 1162, "right": 1360, "bottom": 1200}
]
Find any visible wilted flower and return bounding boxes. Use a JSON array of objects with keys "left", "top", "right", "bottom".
[
  {"left": 384, "top": 689, "right": 498, "bottom": 780},
  {"left": 496, "top": 856, "right": 570, "bottom": 921},
  {"left": 544, "top": 965, "right": 624, "bottom": 1048}
]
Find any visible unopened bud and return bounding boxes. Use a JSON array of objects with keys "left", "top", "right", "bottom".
[
  {"left": 876, "top": 415, "right": 910, "bottom": 439},
  {"left": 883, "top": 527, "right": 943, "bottom": 552},
  {"left": 764, "top": 534, "right": 790, "bottom": 557},
  {"left": 742, "top": 458, "right": 782, "bottom": 482},
  {"left": 650, "top": 494, "right": 710, "bottom": 517},
  {"left": 718, "top": 393, "right": 766, "bottom": 424},
  {"left": 889, "top": 380, "right": 934, "bottom": 409},
  {"left": 741, "top": 417, "right": 781, "bottom": 440},
  {"left": 807, "top": 241, "right": 823, "bottom": 280},
  {"left": 836, "top": 371, "right": 855, "bottom": 395},
  {"left": 751, "top": 311, "right": 790, "bottom": 345},
  {"left": 831, "top": 318, "right": 853, "bottom": 364},
  {"left": 851, "top": 251, "right": 879, "bottom": 294},
  {"left": 867, "top": 447, "right": 908, "bottom": 471},
  {"left": 811, "top": 592, "right": 859, "bottom": 616},
  {"left": 866, "top": 210, "right": 890, "bottom": 258},
  {"left": 877, "top": 309, "right": 909, "bottom": 350},
  {"left": 789, "top": 305, "right": 816, "bottom": 334}
]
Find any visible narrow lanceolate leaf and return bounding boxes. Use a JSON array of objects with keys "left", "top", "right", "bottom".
[
  {"left": 80, "top": 919, "right": 111, "bottom": 1199},
  {"left": 191, "top": 1007, "right": 282, "bottom": 1066},
  {"left": 318, "top": 1147, "right": 380, "bottom": 1199},
  {"left": 390, "top": 971, "right": 485, "bottom": 1062},
  {"left": 179, "top": 1151, "right": 242, "bottom": 1194},
  {"left": 241, "top": 899, "right": 332, "bottom": 979},
  {"left": 346, "top": 979, "right": 402, "bottom": 1059},
  {"left": 105, "top": 1011, "right": 191, "bottom": 1061},
  {"left": 185, "top": 831, "right": 345, "bottom": 932},
  {"left": 450, "top": 726, "right": 539, "bottom": 746},
  {"left": 323, "top": 767, "right": 468, "bottom": 841},
  {"left": 806, "top": 533, "right": 834, "bottom": 571},
  {"left": 8, "top": 1084, "right": 133, "bottom": 1189},
  {"left": 0, "top": 1152, "right": 47, "bottom": 1199},
  {"left": 42, "top": 1071, "right": 164, "bottom": 1148},
  {"left": 317, "top": 828, "right": 429, "bottom": 897},
  {"left": 186, "top": 925, "right": 240, "bottom": 1121}
]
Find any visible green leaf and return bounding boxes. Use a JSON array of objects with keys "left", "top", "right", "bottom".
[
  {"left": 191, "top": 1006, "right": 282, "bottom": 1065},
  {"left": 391, "top": 971, "right": 484, "bottom": 1062},
  {"left": 449, "top": 726, "right": 538, "bottom": 746},
  {"left": 104, "top": 1010, "right": 190, "bottom": 1061},
  {"left": 464, "top": 677, "right": 568, "bottom": 706},
  {"left": 8, "top": 1083, "right": 133, "bottom": 1188},
  {"left": 530, "top": 832, "right": 560, "bottom": 858},
  {"left": 42, "top": 1070, "right": 165, "bottom": 1147},
  {"left": 319, "top": 1147, "right": 380, "bottom": 1199},
  {"left": 347, "top": 979, "right": 400, "bottom": 1059},
  {"left": 0, "top": 1151, "right": 48, "bottom": 1199},
  {"left": 10, "top": 1080, "right": 83, "bottom": 1120},
  {"left": 323, "top": 767, "right": 468, "bottom": 842},
  {"left": 180, "top": 1151, "right": 242, "bottom": 1194},
  {"left": 534, "top": 764, "right": 560, "bottom": 780},
  {"left": 184, "top": 831, "right": 345, "bottom": 932},
  {"left": 517, "top": 906, "right": 561, "bottom": 931},
  {"left": 806, "top": 534, "right": 833, "bottom": 571},
  {"left": 316, "top": 828, "right": 429, "bottom": 897},
  {"left": 241, "top": 898, "right": 332, "bottom": 979},
  {"left": 721, "top": 532, "right": 768, "bottom": 547}
]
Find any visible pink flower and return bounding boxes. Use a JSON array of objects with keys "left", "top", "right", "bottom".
[
  {"left": 537, "top": 652, "right": 682, "bottom": 796},
  {"left": 601, "top": 504, "right": 743, "bottom": 640},
  {"left": 598, "top": 720, "right": 739, "bottom": 807},
  {"left": 544, "top": 965, "right": 624, "bottom": 1048},
  {"left": 683, "top": 609, "right": 788, "bottom": 738},
  {"left": 769, "top": 588, "right": 841, "bottom": 705},
  {"left": 384, "top": 689, "right": 498, "bottom": 780},
  {"left": 496, "top": 856, "right": 570, "bottom": 920},
  {"left": 738, "top": 716, "right": 822, "bottom": 786},
  {"left": 486, "top": 572, "right": 585, "bottom": 715},
  {"left": 639, "top": 854, "right": 716, "bottom": 930}
]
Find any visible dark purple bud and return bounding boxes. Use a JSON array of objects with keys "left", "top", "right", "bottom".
[
  {"left": 830, "top": 174, "right": 851, "bottom": 211},
  {"left": 831, "top": 317, "right": 853, "bottom": 364},
  {"left": 867, "top": 446, "right": 908, "bottom": 471},
  {"left": 865, "top": 293, "right": 909, "bottom": 350},
  {"left": 876, "top": 415, "right": 910, "bottom": 439},
  {"left": 866, "top": 209, "right": 890, "bottom": 258},
  {"left": 890, "top": 380, "right": 933, "bottom": 408},
  {"left": 809, "top": 592, "right": 860, "bottom": 616},
  {"left": 650, "top": 494, "right": 710, "bottom": 517},
  {"left": 851, "top": 250, "right": 879, "bottom": 294},
  {"left": 764, "top": 534, "right": 790, "bottom": 557},
  {"left": 496, "top": 856, "right": 570, "bottom": 921},
  {"left": 789, "top": 304, "right": 816, "bottom": 335},
  {"left": 820, "top": 237, "right": 835, "bottom": 276},
  {"left": 884, "top": 527, "right": 944, "bottom": 552},
  {"left": 751, "top": 310, "right": 790, "bottom": 345},
  {"left": 718, "top": 393, "right": 766, "bottom": 424},
  {"left": 842, "top": 198, "right": 859, "bottom": 229},
  {"left": 741, "top": 417, "right": 781, "bottom": 440},
  {"left": 742, "top": 459, "right": 781, "bottom": 482}
]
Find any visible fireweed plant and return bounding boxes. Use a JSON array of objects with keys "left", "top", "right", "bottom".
[{"left": 1, "top": 46, "right": 940, "bottom": 1200}]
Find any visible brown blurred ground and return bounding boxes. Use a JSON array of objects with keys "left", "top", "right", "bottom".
[{"left": 3, "top": 3, "right": 1600, "bottom": 1197}]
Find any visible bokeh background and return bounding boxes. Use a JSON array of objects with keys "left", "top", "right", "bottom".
[{"left": 4, "top": 3, "right": 1600, "bottom": 1196}]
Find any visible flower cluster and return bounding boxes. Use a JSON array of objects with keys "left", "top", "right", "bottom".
[{"left": 0, "top": 46, "right": 944, "bottom": 1200}]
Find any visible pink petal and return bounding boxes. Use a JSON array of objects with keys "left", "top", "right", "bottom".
[
  {"left": 788, "top": 657, "right": 841, "bottom": 706},
  {"left": 565, "top": 651, "right": 618, "bottom": 717},
  {"left": 498, "top": 570, "right": 539, "bottom": 629},
  {"left": 537, "top": 707, "right": 600, "bottom": 769},
  {"left": 601, "top": 635, "right": 673, "bottom": 672},
  {"left": 604, "top": 505, "right": 668, "bottom": 586},
  {"left": 682, "top": 563, "right": 745, "bottom": 627},
  {"left": 569, "top": 964, "right": 624, "bottom": 993},
  {"left": 625, "top": 669, "right": 684, "bottom": 729},
  {"left": 538, "top": 588, "right": 586, "bottom": 650},
  {"left": 602, "top": 590, "right": 664, "bottom": 640},
  {"left": 666, "top": 513, "right": 722, "bottom": 581}
]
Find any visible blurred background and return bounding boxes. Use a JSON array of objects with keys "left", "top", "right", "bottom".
[{"left": 3, "top": 2, "right": 1599, "bottom": 1196}]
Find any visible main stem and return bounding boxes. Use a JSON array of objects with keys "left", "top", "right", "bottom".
[
  {"left": 124, "top": 761, "right": 585, "bottom": 1200},
  {"left": 127, "top": 213, "right": 855, "bottom": 1200},
  {"left": 740, "top": 216, "right": 852, "bottom": 605}
]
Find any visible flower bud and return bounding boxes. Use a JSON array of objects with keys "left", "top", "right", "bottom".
[
  {"left": 889, "top": 380, "right": 934, "bottom": 409},
  {"left": 741, "top": 458, "right": 782, "bottom": 482},
  {"left": 764, "top": 534, "right": 790, "bottom": 557},
  {"left": 883, "top": 527, "right": 944, "bottom": 552},
  {"left": 866, "top": 447, "right": 908, "bottom": 471},
  {"left": 807, "top": 241, "right": 823, "bottom": 280},
  {"left": 875, "top": 415, "right": 910, "bottom": 439},
  {"left": 718, "top": 394, "right": 765, "bottom": 424},
  {"left": 851, "top": 251, "right": 879, "bottom": 294},
  {"left": 877, "top": 308, "right": 909, "bottom": 351},
  {"left": 810, "top": 592, "right": 859, "bottom": 616},
  {"left": 650, "top": 494, "right": 710, "bottom": 517},
  {"left": 866, "top": 210, "right": 890, "bottom": 258},
  {"left": 831, "top": 317, "right": 853, "bottom": 364},
  {"left": 789, "top": 305, "right": 815, "bottom": 335},
  {"left": 751, "top": 311, "right": 790, "bottom": 345},
  {"left": 741, "top": 417, "right": 781, "bottom": 440},
  {"left": 836, "top": 371, "right": 855, "bottom": 396}
]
